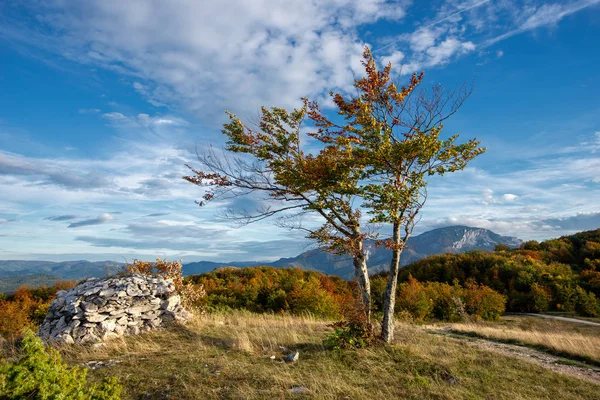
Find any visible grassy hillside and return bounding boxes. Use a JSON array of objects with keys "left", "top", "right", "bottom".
[{"left": 29, "top": 312, "right": 597, "bottom": 399}]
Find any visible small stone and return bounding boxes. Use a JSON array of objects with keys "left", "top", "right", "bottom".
[
  {"left": 82, "top": 303, "right": 99, "bottom": 313},
  {"left": 284, "top": 351, "right": 299, "bottom": 363},
  {"left": 288, "top": 387, "right": 309, "bottom": 394},
  {"left": 100, "top": 319, "right": 117, "bottom": 332},
  {"left": 85, "top": 313, "right": 108, "bottom": 323}
]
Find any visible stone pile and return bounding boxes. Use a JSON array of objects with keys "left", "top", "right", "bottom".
[{"left": 38, "top": 274, "right": 191, "bottom": 344}]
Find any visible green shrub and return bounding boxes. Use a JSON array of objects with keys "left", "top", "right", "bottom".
[
  {"left": 528, "top": 283, "right": 551, "bottom": 313},
  {"left": 574, "top": 287, "right": 600, "bottom": 317},
  {"left": 323, "top": 311, "right": 373, "bottom": 350},
  {"left": 395, "top": 277, "right": 505, "bottom": 322},
  {"left": 0, "top": 331, "right": 121, "bottom": 399}
]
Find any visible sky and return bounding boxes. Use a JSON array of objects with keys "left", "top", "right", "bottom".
[{"left": 0, "top": 0, "right": 599, "bottom": 262}]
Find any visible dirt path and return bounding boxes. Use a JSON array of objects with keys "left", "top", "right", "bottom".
[
  {"left": 426, "top": 327, "right": 600, "bottom": 385},
  {"left": 518, "top": 313, "right": 600, "bottom": 327}
]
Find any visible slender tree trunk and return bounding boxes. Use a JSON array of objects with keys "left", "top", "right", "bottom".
[
  {"left": 353, "top": 238, "right": 371, "bottom": 323},
  {"left": 381, "top": 222, "right": 402, "bottom": 343}
]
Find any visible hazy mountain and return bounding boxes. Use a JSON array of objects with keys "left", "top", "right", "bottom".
[
  {"left": 269, "top": 226, "right": 522, "bottom": 279},
  {"left": 0, "top": 226, "right": 521, "bottom": 290},
  {"left": 0, "top": 274, "right": 64, "bottom": 294},
  {"left": 183, "top": 261, "right": 266, "bottom": 275},
  {"left": 0, "top": 260, "right": 124, "bottom": 280}
]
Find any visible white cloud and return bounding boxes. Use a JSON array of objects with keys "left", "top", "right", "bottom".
[
  {"left": 381, "top": 50, "right": 405, "bottom": 66},
  {"left": 501, "top": 193, "right": 518, "bottom": 202},
  {"left": 2, "top": 0, "right": 412, "bottom": 123},
  {"left": 102, "top": 112, "right": 188, "bottom": 129},
  {"left": 482, "top": 0, "right": 600, "bottom": 47}
]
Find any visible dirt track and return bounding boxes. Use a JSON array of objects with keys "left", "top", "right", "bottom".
[{"left": 427, "top": 327, "right": 600, "bottom": 385}]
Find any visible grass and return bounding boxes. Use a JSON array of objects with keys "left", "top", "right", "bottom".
[
  {"left": 23, "top": 311, "right": 593, "bottom": 399},
  {"left": 435, "top": 315, "right": 600, "bottom": 366}
]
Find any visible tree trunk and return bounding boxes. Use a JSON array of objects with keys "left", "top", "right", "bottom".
[
  {"left": 381, "top": 222, "right": 402, "bottom": 343},
  {"left": 353, "top": 239, "right": 371, "bottom": 323}
]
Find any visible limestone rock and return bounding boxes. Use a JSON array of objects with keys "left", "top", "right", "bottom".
[{"left": 38, "top": 273, "right": 191, "bottom": 344}]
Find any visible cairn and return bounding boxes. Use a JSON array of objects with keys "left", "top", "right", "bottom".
[{"left": 38, "top": 274, "right": 191, "bottom": 344}]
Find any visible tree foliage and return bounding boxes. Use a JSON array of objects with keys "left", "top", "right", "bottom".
[
  {"left": 396, "top": 228, "right": 600, "bottom": 317},
  {"left": 0, "top": 281, "right": 76, "bottom": 340},
  {"left": 184, "top": 47, "right": 485, "bottom": 339},
  {"left": 304, "top": 47, "right": 486, "bottom": 342}
]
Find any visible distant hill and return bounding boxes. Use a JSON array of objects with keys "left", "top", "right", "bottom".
[
  {"left": 269, "top": 226, "right": 522, "bottom": 279},
  {"left": 0, "top": 226, "right": 522, "bottom": 288},
  {"left": 183, "top": 261, "right": 266, "bottom": 275},
  {"left": 0, "top": 274, "right": 65, "bottom": 294},
  {"left": 0, "top": 260, "right": 123, "bottom": 280}
]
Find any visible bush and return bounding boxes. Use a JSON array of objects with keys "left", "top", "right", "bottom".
[
  {"left": 574, "top": 287, "right": 600, "bottom": 317},
  {"left": 528, "top": 283, "right": 552, "bottom": 313},
  {"left": 395, "top": 277, "right": 433, "bottom": 321},
  {"left": 0, "top": 331, "right": 121, "bottom": 399},
  {"left": 126, "top": 258, "right": 206, "bottom": 310},
  {"left": 0, "top": 282, "right": 78, "bottom": 340},
  {"left": 395, "top": 277, "right": 505, "bottom": 322},
  {"left": 189, "top": 267, "right": 353, "bottom": 319},
  {"left": 323, "top": 304, "right": 374, "bottom": 350},
  {"left": 463, "top": 282, "right": 506, "bottom": 320}
]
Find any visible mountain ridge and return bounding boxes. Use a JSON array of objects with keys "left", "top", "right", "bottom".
[{"left": 0, "top": 226, "right": 521, "bottom": 286}]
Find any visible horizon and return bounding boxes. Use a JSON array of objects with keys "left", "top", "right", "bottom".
[
  {"left": 1, "top": 1, "right": 600, "bottom": 262},
  {"left": 0, "top": 224, "right": 557, "bottom": 263}
]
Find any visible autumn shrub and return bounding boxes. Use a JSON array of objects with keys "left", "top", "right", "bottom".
[
  {"left": 125, "top": 258, "right": 205, "bottom": 310},
  {"left": 395, "top": 277, "right": 433, "bottom": 321},
  {"left": 0, "top": 281, "right": 77, "bottom": 340},
  {"left": 395, "top": 276, "right": 504, "bottom": 322},
  {"left": 527, "top": 283, "right": 552, "bottom": 313},
  {"left": 0, "top": 301, "right": 33, "bottom": 340},
  {"left": 189, "top": 267, "right": 353, "bottom": 319},
  {"left": 323, "top": 300, "right": 374, "bottom": 350},
  {"left": 0, "top": 330, "right": 121, "bottom": 399},
  {"left": 462, "top": 281, "right": 506, "bottom": 320}
]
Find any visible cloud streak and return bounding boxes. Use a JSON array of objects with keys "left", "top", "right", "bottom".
[{"left": 68, "top": 213, "right": 114, "bottom": 228}]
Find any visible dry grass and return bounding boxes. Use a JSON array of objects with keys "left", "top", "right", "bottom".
[
  {"left": 41, "top": 311, "right": 598, "bottom": 399},
  {"left": 437, "top": 315, "right": 600, "bottom": 365}
]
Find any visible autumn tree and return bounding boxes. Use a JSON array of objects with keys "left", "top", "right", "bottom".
[
  {"left": 184, "top": 105, "right": 376, "bottom": 321},
  {"left": 185, "top": 48, "right": 484, "bottom": 340},
  {"left": 307, "top": 47, "right": 485, "bottom": 342}
]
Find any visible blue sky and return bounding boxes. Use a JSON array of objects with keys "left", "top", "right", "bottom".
[{"left": 1, "top": 0, "right": 599, "bottom": 262}]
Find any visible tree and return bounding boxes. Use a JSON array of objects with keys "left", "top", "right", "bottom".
[
  {"left": 184, "top": 105, "right": 375, "bottom": 321},
  {"left": 184, "top": 47, "right": 484, "bottom": 342},
  {"left": 307, "top": 47, "right": 485, "bottom": 342}
]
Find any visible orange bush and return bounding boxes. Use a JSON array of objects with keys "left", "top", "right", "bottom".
[
  {"left": 0, "top": 281, "right": 76, "bottom": 340},
  {"left": 126, "top": 258, "right": 205, "bottom": 309}
]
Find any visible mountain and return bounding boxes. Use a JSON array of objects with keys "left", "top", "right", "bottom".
[
  {"left": 0, "top": 260, "right": 124, "bottom": 280},
  {"left": 270, "top": 226, "right": 522, "bottom": 279},
  {"left": 0, "top": 274, "right": 64, "bottom": 294},
  {"left": 0, "top": 226, "right": 521, "bottom": 290},
  {"left": 183, "top": 261, "right": 266, "bottom": 275}
]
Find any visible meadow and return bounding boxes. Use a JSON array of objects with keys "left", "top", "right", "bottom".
[{"left": 9, "top": 311, "right": 592, "bottom": 399}]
